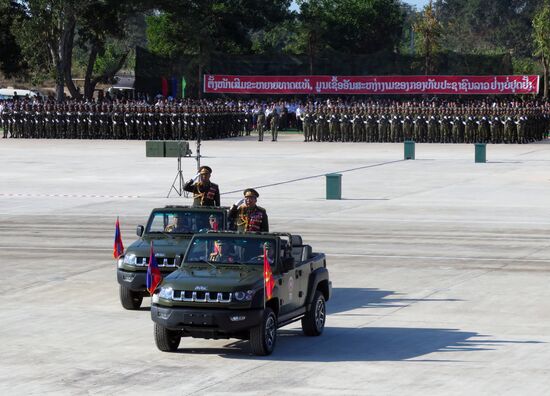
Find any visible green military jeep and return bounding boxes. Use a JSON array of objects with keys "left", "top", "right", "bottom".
[
  {"left": 150, "top": 232, "right": 331, "bottom": 355},
  {"left": 116, "top": 205, "right": 228, "bottom": 310}
]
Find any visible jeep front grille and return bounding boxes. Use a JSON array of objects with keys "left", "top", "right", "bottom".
[
  {"left": 172, "top": 290, "right": 232, "bottom": 303},
  {"left": 136, "top": 257, "right": 177, "bottom": 268}
]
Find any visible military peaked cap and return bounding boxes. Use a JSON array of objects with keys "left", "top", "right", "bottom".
[{"left": 244, "top": 188, "right": 259, "bottom": 198}]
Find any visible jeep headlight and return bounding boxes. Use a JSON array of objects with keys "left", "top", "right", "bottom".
[
  {"left": 123, "top": 254, "right": 137, "bottom": 266},
  {"left": 234, "top": 290, "right": 255, "bottom": 302},
  {"left": 159, "top": 287, "right": 173, "bottom": 300}
]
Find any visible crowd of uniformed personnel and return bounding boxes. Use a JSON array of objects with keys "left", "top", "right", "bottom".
[
  {"left": 297, "top": 101, "right": 550, "bottom": 144},
  {"left": 0, "top": 100, "right": 251, "bottom": 140},
  {"left": 1, "top": 96, "right": 549, "bottom": 143}
]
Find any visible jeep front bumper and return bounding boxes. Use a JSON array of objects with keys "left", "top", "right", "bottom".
[
  {"left": 117, "top": 269, "right": 147, "bottom": 291},
  {"left": 151, "top": 304, "right": 264, "bottom": 337}
]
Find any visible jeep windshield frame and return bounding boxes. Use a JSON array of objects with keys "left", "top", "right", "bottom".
[
  {"left": 184, "top": 235, "right": 279, "bottom": 267},
  {"left": 145, "top": 209, "right": 226, "bottom": 236}
]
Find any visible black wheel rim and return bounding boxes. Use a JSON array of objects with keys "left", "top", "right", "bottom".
[
  {"left": 315, "top": 298, "right": 325, "bottom": 331},
  {"left": 265, "top": 314, "right": 276, "bottom": 350}
]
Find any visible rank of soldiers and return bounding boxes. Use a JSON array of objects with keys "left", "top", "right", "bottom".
[
  {"left": 1, "top": 100, "right": 549, "bottom": 144},
  {"left": 298, "top": 104, "right": 549, "bottom": 144},
  {"left": 1, "top": 102, "right": 254, "bottom": 140}
]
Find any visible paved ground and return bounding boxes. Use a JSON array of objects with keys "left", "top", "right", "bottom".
[{"left": 1, "top": 135, "right": 550, "bottom": 395}]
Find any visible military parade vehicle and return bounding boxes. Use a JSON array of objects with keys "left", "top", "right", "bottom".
[
  {"left": 150, "top": 231, "right": 331, "bottom": 355},
  {"left": 116, "top": 205, "right": 228, "bottom": 310}
]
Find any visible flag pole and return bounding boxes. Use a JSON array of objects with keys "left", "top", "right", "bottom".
[{"left": 263, "top": 246, "right": 267, "bottom": 311}]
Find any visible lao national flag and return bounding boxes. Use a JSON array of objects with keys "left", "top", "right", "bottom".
[
  {"left": 146, "top": 242, "right": 162, "bottom": 295},
  {"left": 263, "top": 246, "right": 274, "bottom": 301},
  {"left": 113, "top": 217, "right": 124, "bottom": 259}
]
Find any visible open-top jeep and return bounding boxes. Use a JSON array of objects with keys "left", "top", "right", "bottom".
[
  {"left": 151, "top": 231, "right": 331, "bottom": 355},
  {"left": 116, "top": 205, "right": 228, "bottom": 310}
]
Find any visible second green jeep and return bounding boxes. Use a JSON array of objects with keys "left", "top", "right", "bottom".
[{"left": 116, "top": 205, "right": 228, "bottom": 310}]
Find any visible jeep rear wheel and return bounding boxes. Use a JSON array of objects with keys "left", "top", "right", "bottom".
[
  {"left": 302, "top": 290, "right": 326, "bottom": 336},
  {"left": 119, "top": 285, "right": 143, "bottom": 310},
  {"left": 154, "top": 323, "right": 181, "bottom": 352},
  {"left": 250, "top": 308, "right": 277, "bottom": 356}
]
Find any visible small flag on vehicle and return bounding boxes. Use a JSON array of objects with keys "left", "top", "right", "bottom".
[
  {"left": 263, "top": 245, "right": 274, "bottom": 302},
  {"left": 113, "top": 217, "right": 124, "bottom": 259},
  {"left": 146, "top": 242, "right": 162, "bottom": 295}
]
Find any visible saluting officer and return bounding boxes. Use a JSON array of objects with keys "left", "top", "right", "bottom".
[
  {"left": 228, "top": 188, "right": 269, "bottom": 233},
  {"left": 183, "top": 165, "right": 221, "bottom": 206}
]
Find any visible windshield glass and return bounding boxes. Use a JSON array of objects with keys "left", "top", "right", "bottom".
[
  {"left": 147, "top": 210, "right": 224, "bottom": 234},
  {"left": 186, "top": 236, "right": 277, "bottom": 265}
]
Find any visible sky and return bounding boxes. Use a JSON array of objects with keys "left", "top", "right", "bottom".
[
  {"left": 404, "top": 0, "right": 431, "bottom": 9},
  {"left": 290, "top": 1, "right": 432, "bottom": 12}
]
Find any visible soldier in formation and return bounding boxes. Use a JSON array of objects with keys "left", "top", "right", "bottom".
[
  {"left": 1, "top": 100, "right": 247, "bottom": 140},
  {"left": 297, "top": 101, "right": 549, "bottom": 144},
  {"left": 1, "top": 98, "right": 549, "bottom": 143}
]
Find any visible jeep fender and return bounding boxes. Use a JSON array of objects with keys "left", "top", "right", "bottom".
[{"left": 305, "top": 268, "right": 331, "bottom": 307}]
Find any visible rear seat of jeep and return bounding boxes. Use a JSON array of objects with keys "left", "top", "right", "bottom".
[{"left": 290, "top": 235, "right": 312, "bottom": 264}]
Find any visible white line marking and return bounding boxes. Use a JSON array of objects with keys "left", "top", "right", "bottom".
[{"left": 327, "top": 253, "right": 550, "bottom": 263}]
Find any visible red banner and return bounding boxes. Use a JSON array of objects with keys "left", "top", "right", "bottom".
[{"left": 204, "top": 74, "right": 539, "bottom": 95}]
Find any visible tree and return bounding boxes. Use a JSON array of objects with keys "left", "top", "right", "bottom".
[
  {"left": 13, "top": 0, "right": 151, "bottom": 100},
  {"left": 533, "top": 0, "right": 550, "bottom": 98},
  {"left": 14, "top": 0, "right": 79, "bottom": 100},
  {"left": 435, "top": 0, "right": 543, "bottom": 57},
  {"left": 147, "top": 0, "right": 291, "bottom": 96},
  {"left": 290, "top": 0, "right": 404, "bottom": 73},
  {"left": 414, "top": 1, "right": 442, "bottom": 74},
  {"left": 0, "top": 1, "right": 28, "bottom": 78}
]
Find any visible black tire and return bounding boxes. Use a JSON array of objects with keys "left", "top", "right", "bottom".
[
  {"left": 154, "top": 323, "right": 181, "bottom": 352},
  {"left": 119, "top": 285, "right": 143, "bottom": 310},
  {"left": 302, "top": 290, "right": 326, "bottom": 336},
  {"left": 250, "top": 307, "right": 277, "bottom": 356}
]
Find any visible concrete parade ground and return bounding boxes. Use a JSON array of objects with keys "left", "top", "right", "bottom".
[{"left": 1, "top": 134, "right": 550, "bottom": 395}]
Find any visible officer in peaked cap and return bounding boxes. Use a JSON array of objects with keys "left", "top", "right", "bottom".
[
  {"left": 183, "top": 165, "right": 220, "bottom": 206},
  {"left": 228, "top": 188, "right": 269, "bottom": 232}
]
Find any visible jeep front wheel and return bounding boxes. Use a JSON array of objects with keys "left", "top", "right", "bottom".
[
  {"left": 154, "top": 323, "right": 181, "bottom": 352},
  {"left": 119, "top": 285, "right": 143, "bottom": 310},
  {"left": 250, "top": 308, "right": 277, "bottom": 356},
  {"left": 302, "top": 290, "right": 326, "bottom": 336}
]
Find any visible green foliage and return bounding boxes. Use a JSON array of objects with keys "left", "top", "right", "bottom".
[
  {"left": 146, "top": 13, "right": 181, "bottom": 58},
  {"left": 532, "top": 0, "right": 550, "bottom": 97},
  {"left": 435, "top": 0, "right": 544, "bottom": 58},
  {"left": 292, "top": 0, "right": 404, "bottom": 55},
  {"left": 414, "top": 1, "right": 442, "bottom": 73},
  {"left": 147, "top": 1, "right": 292, "bottom": 58},
  {"left": 512, "top": 56, "right": 540, "bottom": 74},
  {"left": 0, "top": 1, "right": 28, "bottom": 77},
  {"left": 533, "top": 0, "right": 550, "bottom": 58},
  {"left": 251, "top": 19, "right": 299, "bottom": 54}
]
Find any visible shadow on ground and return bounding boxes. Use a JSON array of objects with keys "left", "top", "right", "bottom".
[{"left": 172, "top": 287, "right": 542, "bottom": 361}]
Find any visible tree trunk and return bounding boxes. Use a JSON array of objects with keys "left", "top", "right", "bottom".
[
  {"left": 543, "top": 57, "right": 549, "bottom": 99},
  {"left": 89, "top": 51, "right": 129, "bottom": 99},
  {"left": 197, "top": 42, "right": 203, "bottom": 99},
  {"left": 308, "top": 31, "right": 315, "bottom": 75},
  {"left": 62, "top": 19, "right": 79, "bottom": 99},
  {"left": 84, "top": 43, "right": 99, "bottom": 100},
  {"left": 54, "top": 5, "right": 76, "bottom": 102}
]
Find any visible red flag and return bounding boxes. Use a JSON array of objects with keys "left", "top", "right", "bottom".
[
  {"left": 113, "top": 217, "right": 124, "bottom": 259},
  {"left": 161, "top": 77, "right": 169, "bottom": 97},
  {"left": 263, "top": 246, "right": 274, "bottom": 301},
  {"left": 146, "top": 242, "right": 162, "bottom": 295}
]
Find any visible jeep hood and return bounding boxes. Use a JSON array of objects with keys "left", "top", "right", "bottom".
[
  {"left": 163, "top": 265, "right": 263, "bottom": 291},
  {"left": 125, "top": 236, "right": 191, "bottom": 257}
]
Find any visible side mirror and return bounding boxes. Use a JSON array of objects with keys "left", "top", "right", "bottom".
[
  {"left": 282, "top": 257, "right": 295, "bottom": 272},
  {"left": 174, "top": 255, "right": 182, "bottom": 267},
  {"left": 136, "top": 225, "right": 144, "bottom": 237}
]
